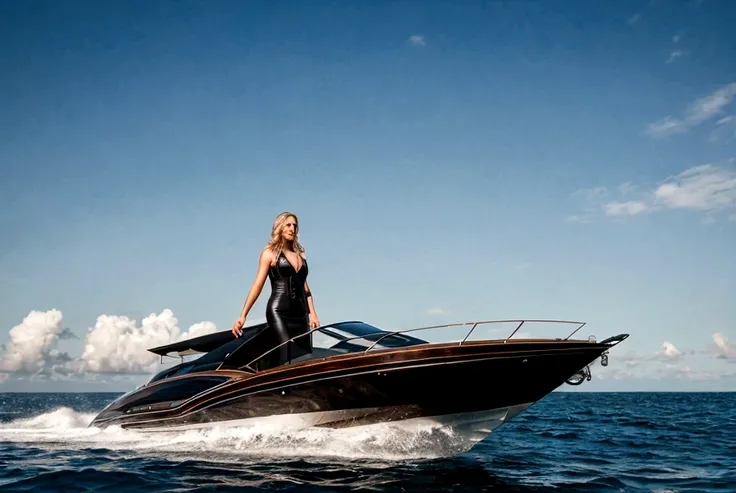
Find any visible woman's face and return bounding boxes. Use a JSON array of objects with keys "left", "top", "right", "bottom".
[{"left": 281, "top": 215, "right": 298, "bottom": 242}]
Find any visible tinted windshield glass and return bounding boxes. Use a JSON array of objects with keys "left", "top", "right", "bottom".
[
  {"left": 322, "top": 322, "right": 427, "bottom": 352},
  {"left": 326, "top": 321, "right": 386, "bottom": 337}
]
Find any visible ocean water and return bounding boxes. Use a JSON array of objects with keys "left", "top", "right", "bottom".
[{"left": 0, "top": 392, "right": 733, "bottom": 492}]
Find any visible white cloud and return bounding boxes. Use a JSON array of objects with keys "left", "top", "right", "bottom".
[
  {"left": 709, "top": 115, "right": 736, "bottom": 143},
  {"left": 647, "top": 82, "right": 736, "bottom": 138},
  {"left": 179, "top": 321, "right": 218, "bottom": 341},
  {"left": 0, "top": 309, "right": 219, "bottom": 381},
  {"left": 0, "top": 310, "right": 71, "bottom": 376},
  {"left": 569, "top": 161, "right": 736, "bottom": 221},
  {"left": 426, "top": 307, "right": 450, "bottom": 316},
  {"left": 709, "top": 333, "right": 736, "bottom": 360},
  {"left": 653, "top": 164, "right": 736, "bottom": 212},
  {"left": 666, "top": 50, "right": 688, "bottom": 64},
  {"left": 647, "top": 116, "right": 688, "bottom": 137},
  {"left": 604, "top": 200, "right": 649, "bottom": 217},
  {"left": 656, "top": 341, "right": 683, "bottom": 360},
  {"left": 594, "top": 334, "right": 736, "bottom": 384},
  {"left": 76, "top": 310, "right": 177, "bottom": 374},
  {"left": 408, "top": 35, "right": 426, "bottom": 47}
]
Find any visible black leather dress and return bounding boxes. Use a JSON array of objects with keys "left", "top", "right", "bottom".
[{"left": 265, "top": 251, "right": 312, "bottom": 366}]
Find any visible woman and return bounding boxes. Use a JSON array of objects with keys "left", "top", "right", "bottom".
[{"left": 231, "top": 212, "right": 320, "bottom": 366}]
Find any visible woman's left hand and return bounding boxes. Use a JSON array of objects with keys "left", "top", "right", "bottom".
[{"left": 309, "top": 313, "right": 320, "bottom": 329}]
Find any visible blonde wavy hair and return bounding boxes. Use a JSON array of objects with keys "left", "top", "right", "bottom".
[{"left": 265, "top": 211, "right": 305, "bottom": 265}]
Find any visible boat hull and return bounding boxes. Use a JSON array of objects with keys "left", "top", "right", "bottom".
[{"left": 90, "top": 340, "right": 607, "bottom": 434}]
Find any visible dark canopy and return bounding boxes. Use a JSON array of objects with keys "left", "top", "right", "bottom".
[{"left": 147, "top": 322, "right": 268, "bottom": 357}]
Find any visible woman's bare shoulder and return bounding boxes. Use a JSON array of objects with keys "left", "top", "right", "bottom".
[{"left": 260, "top": 247, "right": 275, "bottom": 262}]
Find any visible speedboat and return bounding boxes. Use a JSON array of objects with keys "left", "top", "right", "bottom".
[{"left": 89, "top": 318, "right": 628, "bottom": 444}]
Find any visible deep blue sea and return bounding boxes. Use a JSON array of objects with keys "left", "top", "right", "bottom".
[{"left": 0, "top": 392, "right": 733, "bottom": 492}]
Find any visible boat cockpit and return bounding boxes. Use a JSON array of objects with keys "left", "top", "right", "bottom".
[{"left": 146, "top": 321, "right": 428, "bottom": 385}]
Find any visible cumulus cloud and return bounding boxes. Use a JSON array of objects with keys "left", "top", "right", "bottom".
[
  {"left": 0, "top": 310, "right": 72, "bottom": 376},
  {"left": 646, "top": 82, "right": 736, "bottom": 138},
  {"left": 75, "top": 309, "right": 202, "bottom": 374},
  {"left": 656, "top": 341, "right": 683, "bottom": 360},
  {"left": 1, "top": 309, "right": 219, "bottom": 382},
  {"left": 568, "top": 161, "right": 736, "bottom": 222}
]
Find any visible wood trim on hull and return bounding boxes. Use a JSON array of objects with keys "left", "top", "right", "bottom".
[{"left": 91, "top": 341, "right": 607, "bottom": 430}]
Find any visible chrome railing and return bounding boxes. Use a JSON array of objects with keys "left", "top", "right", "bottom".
[
  {"left": 240, "top": 318, "right": 589, "bottom": 372},
  {"left": 364, "top": 318, "right": 587, "bottom": 350}
]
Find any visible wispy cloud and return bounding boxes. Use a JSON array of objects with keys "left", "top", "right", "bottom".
[
  {"left": 568, "top": 161, "right": 736, "bottom": 222},
  {"left": 666, "top": 50, "right": 688, "bottom": 64},
  {"left": 652, "top": 164, "right": 736, "bottom": 212},
  {"left": 665, "top": 31, "right": 689, "bottom": 64},
  {"left": 647, "top": 82, "right": 736, "bottom": 138},
  {"left": 426, "top": 307, "right": 450, "bottom": 316},
  {"left": 604, "top": 200, "right": 649, "bottom": 217},
  {"left": 708, "top": 115, "right": 736, "bottom": 143},
  {"left": 408, "top": 35, "right": 426, "bottom": 47}
]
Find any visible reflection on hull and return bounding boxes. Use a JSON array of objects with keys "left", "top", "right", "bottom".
[{"left": 89, "top": 318, "right": 629, "bottom": 452}]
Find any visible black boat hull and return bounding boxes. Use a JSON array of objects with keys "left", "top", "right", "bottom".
[{"left": 89, "top": 340, "right": 608, "bottom": 434}]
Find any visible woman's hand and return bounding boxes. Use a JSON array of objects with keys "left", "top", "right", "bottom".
[
  {"left": 232, "top": 317, "right": 245, "bottom": 337},
  {"left": 309, "top": 313, "right": 320, "bottom": 329}
]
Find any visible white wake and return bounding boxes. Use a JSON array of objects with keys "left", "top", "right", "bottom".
[{"left": 0, "top": 407, "right": 478, "bottom": 460}]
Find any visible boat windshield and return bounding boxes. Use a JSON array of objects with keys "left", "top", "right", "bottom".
[{"left": 313, "top": 321, "right": 427, "bottom": 352}]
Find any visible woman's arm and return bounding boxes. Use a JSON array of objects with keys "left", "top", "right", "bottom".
[
  {"left": 304, "top": 279, "right": 320, "bottom": 328},
  {"left": 232, "top": 249, "right": 272, "bottom": 336}
]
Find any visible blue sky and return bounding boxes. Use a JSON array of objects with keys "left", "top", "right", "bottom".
[{"left": 1, "top": 0, "right": 735, "bottom": 392}]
